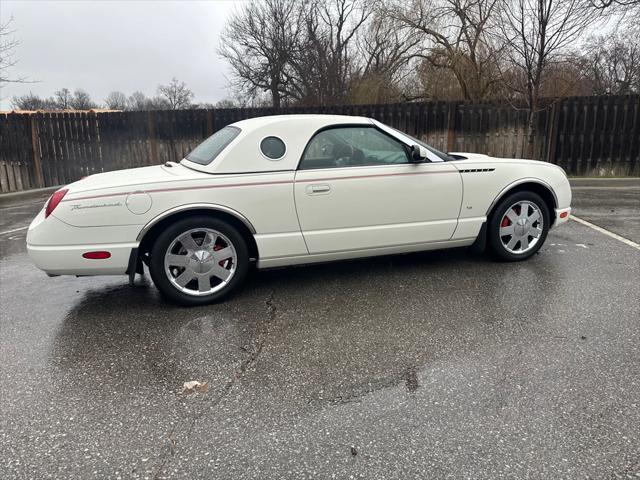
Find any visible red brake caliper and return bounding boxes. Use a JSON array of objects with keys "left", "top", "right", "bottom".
[
  {"left": 502, "top": 206, "right": 518, "bottom": 228},
  {"left": 213, "top": 244, "right": 228, "bottom": 267}
]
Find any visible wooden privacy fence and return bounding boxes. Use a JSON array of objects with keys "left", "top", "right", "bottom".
[{"left": 0, "top": 94, "right": 638, "bottom": 193}]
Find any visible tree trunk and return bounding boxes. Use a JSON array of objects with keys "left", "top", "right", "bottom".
[
  {"left": 525, "top": 90, "right": 539, "bottom": 159},
  {"left": 525, "top": 109, "right": 536, "bottom": 159},
  {"left": 270, "top": 75, "right": 281, "bottom": 108},
  {"left": 271, "top": 87, "right": 281, "bottom": 109}
]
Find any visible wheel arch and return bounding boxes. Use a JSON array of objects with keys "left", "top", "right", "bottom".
[
  {"left": 486, "top": 179, "right": 558, "bottom": 224},
  {"left": 137, "top": 204, "right": 259, "bottom": 261}
]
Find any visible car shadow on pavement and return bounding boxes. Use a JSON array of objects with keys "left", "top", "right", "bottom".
[
  {"left": 49, "top": 248, "right": 475, "bottom": 381},
  {"left": 49, "top": 246, "right": 562, "bottom": 410}
]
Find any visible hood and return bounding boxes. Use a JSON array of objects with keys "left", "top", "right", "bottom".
[
  {"left": 450, "top": 152, "right": 559, "bottom": 169},
  {"left": 450, "top": 152, "right": 532, "bottom": 163}
]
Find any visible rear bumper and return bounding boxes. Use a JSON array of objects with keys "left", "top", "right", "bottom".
[
  {"left": 27, "top": 242, "right": 136, "bottom": 276},
  {"left": 553, "top": 207, "right": 571, "bottom": 227},
  {"left": 26, "top": 208, "right": 138, "bottom": 276}
]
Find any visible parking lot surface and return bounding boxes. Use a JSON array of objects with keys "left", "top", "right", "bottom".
[
  {"left": 1, "top": 179, "right": 639, "bottom": 479},
  {"left": 571, "top": 178, "right": 640, "bottom": 243}
]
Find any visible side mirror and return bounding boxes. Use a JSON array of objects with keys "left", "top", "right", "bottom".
[{"left": 410, "top": 144, "right": 429, "bottom": 162}]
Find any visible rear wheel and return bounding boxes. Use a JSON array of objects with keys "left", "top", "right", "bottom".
[
  {"left": 488, "top": 191, "right": 550, "bottom": 261},
  {"left": 149, "top": 216, "right": 249, "bottom": 305}
]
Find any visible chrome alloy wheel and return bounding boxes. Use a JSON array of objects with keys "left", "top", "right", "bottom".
[
  {"left": 164, "top": 228, "right": 237, "bottom": 296},
  {"left": 499, "top": 201, "right": 544, "bottom": 254}
]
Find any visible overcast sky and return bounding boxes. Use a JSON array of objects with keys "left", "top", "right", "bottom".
[{"left": 0, "top": 0, "right": 246, "bottom": 109}]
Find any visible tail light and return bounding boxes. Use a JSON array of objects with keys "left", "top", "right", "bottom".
[
  {"left": 82, "top": 251, "right": 111, "bottom": 259},
  {"left": 45, "top": 188, "right": 68, "bottom": 218}
]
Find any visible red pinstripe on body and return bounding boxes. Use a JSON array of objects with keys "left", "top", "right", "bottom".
[
  {"left": 295, "top": 168, "right": 453, "bottom": 183},
  {"left": 61, "top": 168, "right": 455, "bottom": 203},
  {"left": 62, "top": 179, "right": 293, "bottom": 202}
]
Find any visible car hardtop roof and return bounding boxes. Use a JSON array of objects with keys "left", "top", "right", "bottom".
[{"left": 229, "top": 114, "right": 373, "bottom": 130}]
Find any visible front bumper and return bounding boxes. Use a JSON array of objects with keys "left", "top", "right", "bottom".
[{"left": 553, "top": 207, "right": 571, "bottom": 227}]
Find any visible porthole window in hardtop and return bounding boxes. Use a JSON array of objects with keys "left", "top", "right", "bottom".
[
  {"left": 185, "top": 126, "right": 240, "bottom": 165},
  {"left": 260, "top": 136, "right": 287, "bottom": 160}
]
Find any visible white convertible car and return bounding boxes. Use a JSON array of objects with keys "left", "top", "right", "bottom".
[{"left": 27, "top": 115, "right": 572, "bottom": 305}]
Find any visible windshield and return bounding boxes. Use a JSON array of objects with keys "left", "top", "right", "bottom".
[
  {"left": 184, "top": 126, "right": 241, "bottom": 165},
  {"left": 373, "top": 120, "right": 454, "bottom": 162}
]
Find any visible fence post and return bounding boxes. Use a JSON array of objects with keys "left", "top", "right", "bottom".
[
  {"left": 447, "top": 102, "right": 457, "bottom": 152},
  {"left": 147, "top": 111, "right": 158, "bottom": 164},
  {"left": 29, "top": 115, "right": 45, "bottom": 188},
  {"left": 206, "top": 109, "right": 215, "bottom": 136},
  {"left": 545, "top": 102, "right": 560, "bottom": 165},
  {"left": 89, "top": 111, "right": 102, "bottom": 175}
]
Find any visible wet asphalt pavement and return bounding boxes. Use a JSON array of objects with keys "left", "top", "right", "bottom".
[{"left": 1, "top": 179, "right": 639, "bottom": 479}]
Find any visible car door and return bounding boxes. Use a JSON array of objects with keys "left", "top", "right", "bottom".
[{"left": 293, "top": 125, "right": 463, "bottom": 254}]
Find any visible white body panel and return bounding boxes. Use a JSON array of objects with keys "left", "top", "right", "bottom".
[
  {"left": 26, "top": 115, "right": 572, "bottom": 277},
  {"left": 294, "top": 162, "right": 463, "bottom": 253},
  {"left": 447, "top": 154, "right": 572, "bottom": 240}
]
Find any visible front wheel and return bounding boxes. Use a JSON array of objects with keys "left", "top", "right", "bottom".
[
  {"left": 149, "top": 216, "right": 250, "bottom": 306},
  {"left": 487, "top": 191, "right": 550, "bottom": 261}
]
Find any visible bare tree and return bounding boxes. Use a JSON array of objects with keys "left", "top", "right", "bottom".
[
  {"left": 146, "top": 95, "right": 171, "bottom": 110},
  {"left": 0, "top": 17, "right": 33, "bottom": 85},
  {"left": 67, "top": 89, "right": 96, "bottom": 110},
  {"left": 350, "top": 12, "right": 421, "bottom": 103},
  {"left": 289, "top": 0, "right": 373, "bottom": 105},
  {"left": 157, "top": 77, "right": 194, "bottom": 110},
  {"left": 11, "top": 92, "right": 47, "bottom": 110},
  {"left": 104, "top": 91, "right": 127, "bottom": 110},
  {"left": 54, "top": 88, "right": 72, "bottom": 109},
  {"left": 537, "top": 55, "right": 594, "bottom": 96},
  {"left": 584, "top": 29, "right": 640, "bottom": 94},
  {"left": 500, "top": 0, "right": 601, "bottom": 155},
  {"left": 215, "top": 98, "right": 238, "bottom": 108},
  {"left": 219, "top": 0, "right": 303, "bottom": 108},
  {"left": 590, "top": 0, "right": 639, "bottom": 9},
  {"left": 220, "top": 0, "right": 374, "bottom": 106},
  {"left": 11, "top": 90, "right": 77, "bottom": 110},
  {"left": 415, "top": 59, "right": 467, "bottom": 100},
  {"left": 392, "top": 0, "right": 505, "bottom": 102},
  {"left": 126, "top": 91, "right": 148, "bottom": 110}
]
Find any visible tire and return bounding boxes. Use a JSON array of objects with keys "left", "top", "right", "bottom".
[
  {"left": 149, "top": 216, "right": 250, "bottom": 306},
  {"left": 487, "top": 190, "right": 550, "bottom": 262}
]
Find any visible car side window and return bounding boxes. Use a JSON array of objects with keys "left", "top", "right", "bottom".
[
  {"left": 260, "top": 136, "right": 286, "bottom": 160},
  {"left": 299, "top": 126, "right": 410, "bottom": 170},
  {"left": 185, "top": 126, "right": 240, "bottom": 165}
]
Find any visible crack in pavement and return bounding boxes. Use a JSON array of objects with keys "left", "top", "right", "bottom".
[
  {"left": 326, "top": 365, "right": 422, "bottom": 407},
  {"left": 405, "top": 365, "right": 419, "bottom": 393},
  {"left": 152, "top": 290, "right": 279, "bottom": 479}
]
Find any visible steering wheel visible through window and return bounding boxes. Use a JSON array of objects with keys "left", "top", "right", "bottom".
[{"left": 299, "top": 126, "right": 411, "bottom": 170}]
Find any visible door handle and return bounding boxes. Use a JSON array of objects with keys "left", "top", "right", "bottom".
[{"left": 306, "top": 184, "right": 331, "bottom": 195}]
